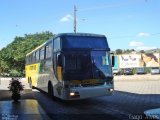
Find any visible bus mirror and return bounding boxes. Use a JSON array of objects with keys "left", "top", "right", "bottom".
[{"left": 112, "top": 56, "right": 115, "bottom": 67}]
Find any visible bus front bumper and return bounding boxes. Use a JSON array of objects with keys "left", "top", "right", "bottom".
[{"left": 63, "top": 85, "right": 114, "bottom": 100}]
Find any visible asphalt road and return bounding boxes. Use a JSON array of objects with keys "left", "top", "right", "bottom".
[{"left": 0, "top": 75, "right": 160, "bottom": 120}]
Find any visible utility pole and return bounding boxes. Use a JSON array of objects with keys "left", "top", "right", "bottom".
[
  {"left": 159, "top": 48, "right": 160, "bottom": 70},
  {"left": 74, "top": 5, "right": 77, "bottom": 33}
]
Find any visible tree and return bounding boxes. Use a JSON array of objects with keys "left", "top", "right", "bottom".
[
  {"left": 140, "top": 50, "right": 145, "bottom": 53},
  {"left": 115, "top": 49, "right": 123, "bottom": 54},
  {"left": 0, "top": 31, "right": 54, "bottom": 77}
]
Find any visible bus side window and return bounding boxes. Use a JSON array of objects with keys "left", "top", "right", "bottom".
[
  {"left": 32, "top": 52, "right": 36, "bottom": 63},
  {"left": 46, "top": 43, "right": 52, "bottom": 58},
  {"left": 30, "top": 54, "right": 33, "bottom": 63},
  {"left": 36, "top": 50, "right": 40, "bottom": 61},
  {"left": 40, "top": 47, "right": 45, "bottom": 60}
]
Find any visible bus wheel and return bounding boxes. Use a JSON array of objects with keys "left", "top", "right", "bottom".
[{"left": 48, "top": 82, "right": 54, "bottom": 98}]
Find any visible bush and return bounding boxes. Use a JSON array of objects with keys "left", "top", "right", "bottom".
[
  {"left": 132, "top": 68, "right": 136, "bottom": 75},
  {"left": 145, "top": 67, "right": 151, "bottom": 73},
  {"left": 9, "top": 70, "right": 21, "bottom": 77}
]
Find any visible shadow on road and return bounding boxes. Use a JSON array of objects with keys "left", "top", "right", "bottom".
[
  {"left": 30, "top": 89, "right": 160, "bottom": 120},
  {"left": 1, "top": 89, "right": 160, "bottom": 120},
  {"left": 0, "top": 89, "right": 33, "bottom": 101}
]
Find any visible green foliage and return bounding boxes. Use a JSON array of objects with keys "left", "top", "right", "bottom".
[
  {"left": 9, "top": 69, "right": 21, "bottom": 77},
  {"left": 132, "top": 68, "right": 136, "bottom": 75},
  {"left": 123, "top": 49, "right": 135, "bottom": 54},
  {"left": 115, "top": 49, "right": 135, "bottom": 55},
  {"left": 115, "top": 49, "right": 123, "bottom": 54},
  {"left": 145, "top": 67, "right": 151, "bottom": 73},
  {"left": 0, "top": 31, "right": 54, "bottom": 77},
  {"left": 140, "top": 50, "right": 145, "bottom": 53}
]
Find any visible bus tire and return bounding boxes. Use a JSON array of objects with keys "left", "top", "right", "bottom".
[{"left": 48, "top": 82, "right": 54, "bottom": 98}]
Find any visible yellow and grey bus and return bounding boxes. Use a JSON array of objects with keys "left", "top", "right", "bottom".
[{"left": 25, "top": 33, "right": 114, "bottom": 100}]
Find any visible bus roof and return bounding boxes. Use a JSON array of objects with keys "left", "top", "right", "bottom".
[
  {"left": 54, "top": 33, "right": 106, "bottom": 39},
  {"left": 26, "top": 33, "right": 107, "bottom": 56}
]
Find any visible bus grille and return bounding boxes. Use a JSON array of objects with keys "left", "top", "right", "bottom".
[{"left": 81, "top": 83, "right": 104, "bottom": 87}]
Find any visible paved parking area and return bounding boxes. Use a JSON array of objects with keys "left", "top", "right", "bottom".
[
  {"left": 114, "top": 74, "right": 160, "bottom": 94},
  {"left": 114, "top": 74, "right": 160, "bottom": 81},
  {"left": 0, "top": 75, "right": 160, "bottom": 120}
]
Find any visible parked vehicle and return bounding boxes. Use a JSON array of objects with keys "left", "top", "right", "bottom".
[
  {"left": 150, "top": 67, "right": 160, "bottom": 74},
  {"left": 136, "top": 67, "right": 146, "bottom": 74},
  {"left": 124, "top": 68, "right": 133, "bottom": 75}
]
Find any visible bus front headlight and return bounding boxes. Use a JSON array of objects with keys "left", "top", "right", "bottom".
[
  {"left": 70, "top": 92, "right": 75, "bottom": 96},
  {"left": 108, "top": 88, "right": 114, "bottom": 92},
  {"left": 69, "top": 92, "right": 80, "bottom": 98}
]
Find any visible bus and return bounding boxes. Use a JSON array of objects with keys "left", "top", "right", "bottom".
[{"left": 25, "top": 33, "right": 114, "bottom": 100}]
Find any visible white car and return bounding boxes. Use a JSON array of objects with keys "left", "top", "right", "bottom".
[{"left": 150, "top": 67, "right": 160, "bottom": 74}]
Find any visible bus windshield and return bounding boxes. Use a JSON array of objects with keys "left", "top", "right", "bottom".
[
  {"left": 62, "top": 36, "right": 109, "bottom": 49},
  {"left": 91, "top": 51, "right": 112, "bottom": 78},
  {"left": 63, "top": 51, "right": 112, "bottom": 80}
]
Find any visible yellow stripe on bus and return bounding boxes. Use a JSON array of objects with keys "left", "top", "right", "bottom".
[
  {"left": 70, "top": 79, "right": 99, "bottom": 85},
  {"left": 57, "top": 66, "right": 62, "bottom": 81},
  {"left": 25, "top": 63, "right": 39, "bottom": 87}
]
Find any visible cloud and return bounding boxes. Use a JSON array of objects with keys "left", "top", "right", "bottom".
[
  {"left": 128, "top": 33, "right": 157, "bottom": 50},
  {"left": 60, "top": 14, "right": 73, "bottom": 22},
  {"left": 137, "top": 32, "right": 150, "bottom": 37},
  {"left": 129, "top": 41, "right": 144, "bottom": 47},
  {"left": 129, "top": 41, "right": 157, "bottom": 50}
]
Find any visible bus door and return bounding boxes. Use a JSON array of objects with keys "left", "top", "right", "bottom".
[{"left": 53, "top": 52, "right": 63, "bottom": 81}]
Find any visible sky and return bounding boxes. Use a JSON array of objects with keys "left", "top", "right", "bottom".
[{"left": 0, "top": 0, "right": 160, "bottom": 51}]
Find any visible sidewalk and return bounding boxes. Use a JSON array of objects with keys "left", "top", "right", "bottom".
[
  {"left": 0, "top": 100, "right": 51, "bottom": 120},
  {"left": 0, "top": 78, "right": 49, "bottom": 119},
  {"left": 0, "top": 78, "right": 30, "bottom": 90}
]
